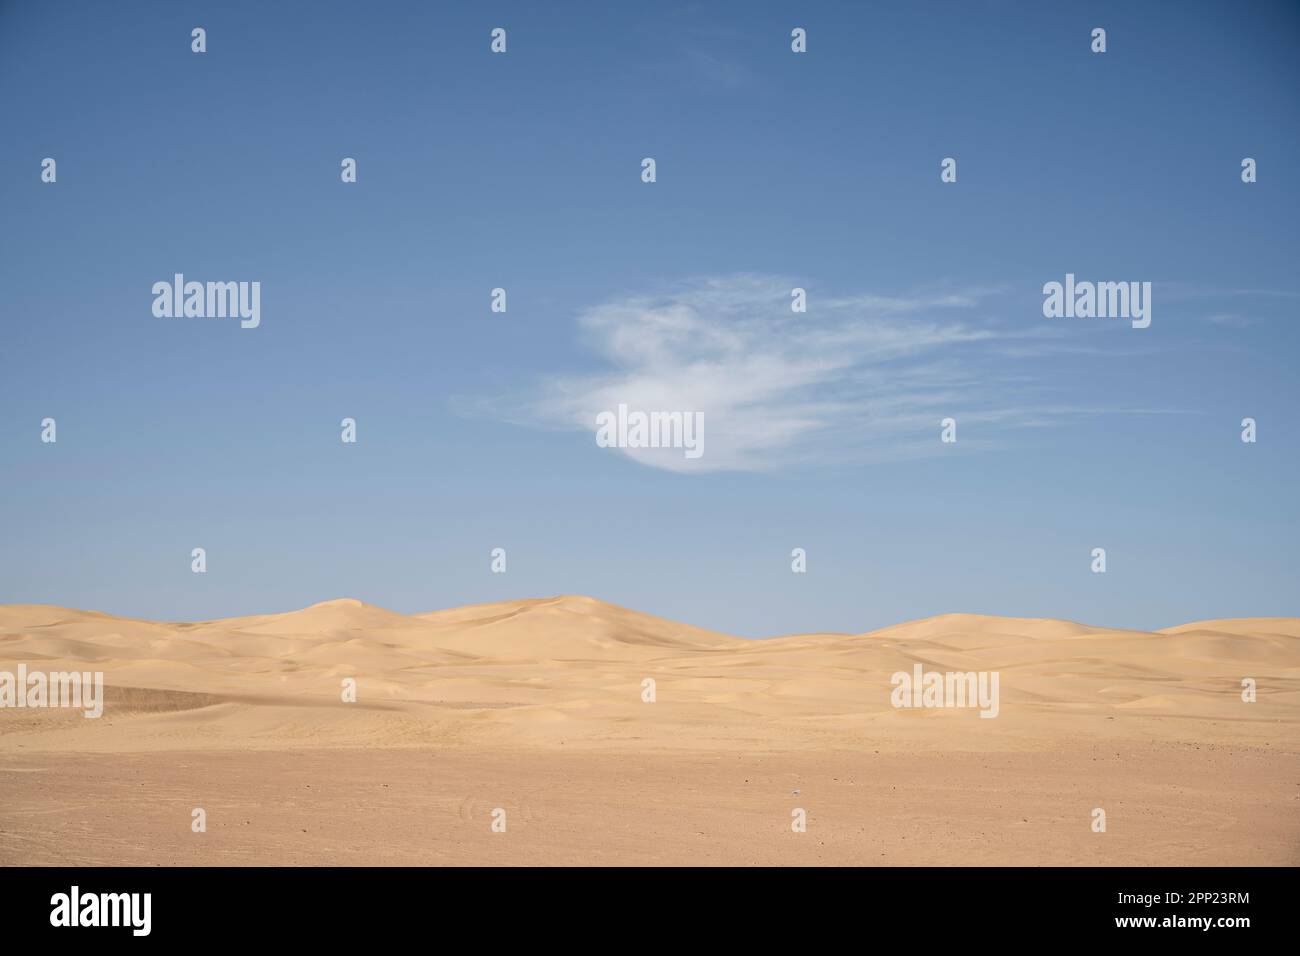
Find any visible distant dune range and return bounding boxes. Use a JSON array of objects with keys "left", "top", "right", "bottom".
[
  {"left": 1, "top": 596, "right": 1296, "bottom": 753},
  {"left": 2, "top": 597, "right": 1297, "bottom": 865}
]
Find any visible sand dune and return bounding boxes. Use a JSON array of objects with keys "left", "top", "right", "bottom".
[
  {"left": 1, "top": 596, "right": 1295, "bottom": 753},
  {"left": 2, "top": 598, "right": 1297, "bottom": 865}
]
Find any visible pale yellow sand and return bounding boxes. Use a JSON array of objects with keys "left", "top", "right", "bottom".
[{"left": 1, "top": 597, "right": 1297, "bottom": 865}]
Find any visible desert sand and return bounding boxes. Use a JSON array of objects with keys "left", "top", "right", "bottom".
[{"left": 1, "top": 596, "right": 1297, "bottom": 865}]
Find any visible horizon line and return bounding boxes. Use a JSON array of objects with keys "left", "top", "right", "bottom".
[{"left": 2, "top": 593, "right": 1294, "bottom": 640}]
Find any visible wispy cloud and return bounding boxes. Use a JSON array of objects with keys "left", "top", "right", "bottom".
[
  {"left": 1161, "top": 283, "right": 1300, "bottom": 303},
  {"left": 1205, "top": 312, "right": 1262, "bottom": 328},
  {"left": 501, "top": 274, "right": 1112, "bottom": 473}
]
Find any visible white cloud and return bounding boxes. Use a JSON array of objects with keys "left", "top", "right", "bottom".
[
  {"left": 1204, "top": 312, "right": 1260, "bottom": 328},
  {"left": 518, "top": 274, "right": 1070, "bottom": 473}
]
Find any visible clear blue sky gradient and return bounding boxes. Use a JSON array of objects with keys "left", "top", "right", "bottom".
[{"left": 1, "top": 1, "right": 1297, "bottom": 635}]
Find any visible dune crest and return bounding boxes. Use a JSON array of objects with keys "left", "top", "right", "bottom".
[{"left": 0, "top": 597, "right": 1296, "bottom": 755}]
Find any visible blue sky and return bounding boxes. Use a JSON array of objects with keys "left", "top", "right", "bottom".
[{"left": 1, "top": 0, "right": 1297, "bottom": 636}]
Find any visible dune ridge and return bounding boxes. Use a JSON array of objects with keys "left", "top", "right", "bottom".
[{"left": 1, "top": 596, "right": 1296, "bottom": 755}]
